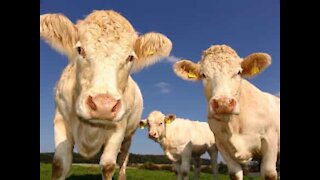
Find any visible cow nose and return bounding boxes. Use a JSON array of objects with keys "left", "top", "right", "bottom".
[
  {"left": 211, "top": 97, "right": 237, "bottom": 114},
  {"left": 86, "top": 94, "right": 121, "bottom": 120},
  {"left": 149, "top": 132, "right": 157, "bottom": 138}
]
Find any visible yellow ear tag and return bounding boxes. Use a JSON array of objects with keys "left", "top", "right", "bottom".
[
  {"left": 165, "top": 119, "right": 172, "bottom": 124},
  {"left": 147, "top": 51, "right": 155, "bottom": 56},
  {"left": 250, "top": 66, "right": 260, "bottom": 75},
  {"left": 140, "top": 124, "right": 145, "bottom": 130},
  {"left": 187, "top": 72, "right": 197, "bottom": 79}
]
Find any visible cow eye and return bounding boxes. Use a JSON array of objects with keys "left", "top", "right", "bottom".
[
  {"left": 76, "top": 47, "right": 86, "bottom": 57},
  {"left": 237, "top": 71, "right": 241, "bottom": 75},
  {"left": 127, "top": 55, "right": 134, "bottom": 63},
  {"left": 201, "top": 73, "right": 206, "bottom": 78},
  {"left": 159, "top": 122, "right": 163, "bottom": 126}
]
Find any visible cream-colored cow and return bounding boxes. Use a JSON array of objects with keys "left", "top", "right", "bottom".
[
  {"left": 173, "top": 45, "right": 280, "bottom": 180},
  {"left": 40, "top": 10, "right": 172, "bottom": 180},
  {"left": 140, "top": 111, "right": 219, "bottom": 180}
]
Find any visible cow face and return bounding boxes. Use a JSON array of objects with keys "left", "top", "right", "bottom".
[
  {"left": 40, "top": 10, "right": 172, "bottom": 123},
  {"left": 140, "top": 111, "right": 176, "bottom": 142},
  {"left": 173, "top": 45, "right": 271, "bottom": 120}
]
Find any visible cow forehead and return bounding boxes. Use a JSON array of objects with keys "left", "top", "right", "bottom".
[
  {"left": 148, "top": 111, "right": 164, "bottom": 122},
  {"left": 76, "top": 10, "right": 138, "bottom": 58},
  {"left": 200, "top": 45, "right": 242, "bottom": 73}
]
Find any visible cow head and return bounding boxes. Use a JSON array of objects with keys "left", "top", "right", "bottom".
[
  {"left": 40, "top": 10, "right": 172, "bottom": 123},
  {"left": 140, "top": 111, "right": 176, "bottom": 142},
  {"left": 173, "top": 45, "right": 271, "bottom": 120}
]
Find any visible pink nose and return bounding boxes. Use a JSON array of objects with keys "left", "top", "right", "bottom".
[
  {"left": 86, "top": 94, "right": 121, "bottom": 120},
  {"left": 149, "top": 132, "right": 157, "bottom": 138},
  {"left": 211, "top": 97, "right": 236, "bottom": 114}
]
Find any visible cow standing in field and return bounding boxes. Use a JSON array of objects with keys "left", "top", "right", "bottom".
[
  {"left": 40, "top": 10, "right": 172, "bottom": 180},
  {"left": 140, "top": 111, "right": 219, "bottom": 180},
  {"left": 173, "top": 45, "right": 280, "bottom": 180}
]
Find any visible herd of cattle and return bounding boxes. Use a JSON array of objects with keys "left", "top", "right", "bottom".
[{"left": 40, "top": 10, "right": 280, "bottom": 180}]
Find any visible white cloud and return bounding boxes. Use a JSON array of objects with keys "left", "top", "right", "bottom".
[
  {"left": 154, "top": 82, "right": 170, "bottom": 94},
  {"left": 165, "top": 55, "right": 181, "bottom": 64},
  {"left": 274, "top": 91, "right": 280, "bottom": 97}
]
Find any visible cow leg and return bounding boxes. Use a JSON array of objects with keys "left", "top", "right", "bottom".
[
  {"left": 52, "top": 111, "right": 73, "bottom": 180},
  {"left": 217, "top": 141, "right": 243, "bottom": 180},
  {"left": 180, "top": 156, "right": 191, "bottom": 180},
  {"left": 207, "top": 145, "right": 219, "bottom": 180},
  {"left": 100, "top": 130, "right": 125, "bottom": 180},
  {"left": 117, "top": 136, "right": 133, "bottom": 180},
  {"left": 192, "top": 156, "right": 201, "bottom": 180},
  {"left": 180, "top": 143, "right": 192, "bottom": 180},
  {"left": 172, "top": 161, "right": 182, "bottom": 180},
  {"left": 260, "top": 134, "right": 278, "bottom": 180}
]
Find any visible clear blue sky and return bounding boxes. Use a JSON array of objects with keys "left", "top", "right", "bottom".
[{"left": 40, "top": 0, "right": 280, "bottom": 161}]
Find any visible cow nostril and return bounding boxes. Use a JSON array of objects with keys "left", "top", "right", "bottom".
[
  {"left": 212, "top": 99, "right": 219, "bottom": 109},
  {"left": 86, "top": 96, "right": 97, "bottom": 111},
  {"left": 229, "top": 99, "right": 236, "bottom": 107},
  {"left": 111, "top": 100, "right": 121, "bottom": 113}
]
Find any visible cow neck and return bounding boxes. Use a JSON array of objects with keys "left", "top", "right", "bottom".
[{"left": 159, "top": 123, "right": 169, "bottom": 147}]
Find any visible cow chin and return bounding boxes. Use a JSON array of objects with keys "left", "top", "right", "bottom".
[
  {"left": 150, "top": 137, "right": 160, "bottom": 143},
  {"left": 149, "top": 136, "right": 160, "bottom": 142},
  {"left": 214, "top": 114, "right": 232, "bottom": 121}
]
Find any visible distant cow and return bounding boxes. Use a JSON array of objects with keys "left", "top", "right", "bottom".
[
  {"left": 140, "top": 110, "right": 219, "bottom": 180},
  {"left": 40, "top": 10, "right": 172, "bottom": 180},
  {"left": 173, "top": 45, "right": 280, "bottom": 180}
]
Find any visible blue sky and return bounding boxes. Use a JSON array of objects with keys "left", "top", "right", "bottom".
[{"left": 40, "top": 0, "right": 280, "bottom": 161}]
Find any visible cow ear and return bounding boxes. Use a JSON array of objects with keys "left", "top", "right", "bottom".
[
  {"left": 40, "top": 13, "right": 79, "bottom": 59},
  {"left": 132, "top": 32, "right": 172, "bottom": 72},
  {"left": 140, "top": 119, "right": 148, "bottom": 130},
  {"left": 165, "top": 114, "right": 176, "bottom": 125},
  {"left": 241, "top": 53, "right": 271, "bottom": 78},
  {"left": 173, "top": 60, "right": 202, "bottom": 81}
]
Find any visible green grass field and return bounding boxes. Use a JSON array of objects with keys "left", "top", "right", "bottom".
[{"left": 40, "top": 163, "right": 261, "bottom": 180}]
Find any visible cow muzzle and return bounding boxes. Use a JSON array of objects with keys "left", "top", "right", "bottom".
[
  {"left": 210, "top": 96, "right": 238, "bottom": 115},
  {"left": 148, "top": 131, "right": 159, "bottom": 139},
  {"left": 85, "top": 94, "right": 122, "bottom": 120}
]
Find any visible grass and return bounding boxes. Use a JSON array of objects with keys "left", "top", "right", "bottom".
[{"left": 40, "top": 163, "right": 262, "bottom": 180}]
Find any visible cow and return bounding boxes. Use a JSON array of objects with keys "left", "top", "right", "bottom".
[
  {"left": 40, "top": 10, "right": 172, "bottom": 180},
  {"left": 140, "top": 110, "right": 219, "bottom": 180},
  {"left": 172, "top": 45, "right": 280, "bottom": 180}
]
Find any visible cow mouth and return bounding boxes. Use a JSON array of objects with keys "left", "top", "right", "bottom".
[
  {"left": 214, "top": 110, "right": 240, "bottom": 116},
  {"left": 77, "top": 115, "right": 121, "bottom": 127},
  {"left": 208, "top": 113, "right": 232, "bottom": 121},
  {"left": 209, "top": 106, "right": 240, "bottom": 117},
  {"left": 77, "top": 114, "right": 117, "bottom": 123}
]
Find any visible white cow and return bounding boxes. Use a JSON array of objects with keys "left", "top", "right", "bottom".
[
  {"left": 140, "top": 110, "right": 219, "bottom": 180},
  {"left": 173, "top": 45, "right": 280, "bottom": 180},
  {"left": 40, "top": 10, "right": 172, "bottom": 180}
]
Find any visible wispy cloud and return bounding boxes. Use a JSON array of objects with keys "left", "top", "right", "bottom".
[
  {"left": 164, "top": 55, "right": 181, "bottom": 64},
  {"left": 154, "top": 82, "right": 171, "bottom": 94}
]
